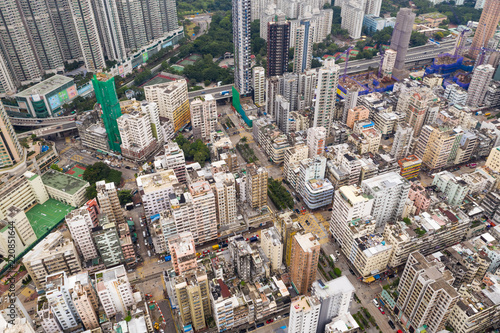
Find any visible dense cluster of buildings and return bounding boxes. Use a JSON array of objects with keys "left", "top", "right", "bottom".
[{"left": 0, "top": 0, "right": 182, "bottom": 95}]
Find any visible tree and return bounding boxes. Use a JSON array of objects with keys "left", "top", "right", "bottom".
[
  {"left": 83, "top": 162, "right": 122, "bottom": 186},
  {"left": 311, "top": 58, "right": 322, "bottom": 68},
  {"left": 118, "top": 190, "right": 133, "bottom": 205},
  {"left": 194, "top": 25, "right": 201, "bottom": 34},
  {"left": 409, "top": 31, "right": 428, "bottom": 47},
  {"left": 334, "top": 267, "right": 342, "bottom": 277},
  {"left": 433, "top": 31, "right": 445, "bottom": 41},
  {"left": 85, "top": 186, "right": 97, "bottom": 200},
  {"left": 50, "top": 164, "right": 62, "bottom": 172}
]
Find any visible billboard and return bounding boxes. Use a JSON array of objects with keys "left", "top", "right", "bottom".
[
  {"left": 67, "top": 85, "right": 77, "bottom": 99},
  {"left": 58, "top": 89, "right": 69, "bottom": 103},
  {"left": 142, "top": 52, "right": 149, "bottom": 63},
  {"left": 48, "top": 94, "right": 61, "bottom": 110},
  {"left": 77, "top": 83, "right": 92, "bottom": 95}
]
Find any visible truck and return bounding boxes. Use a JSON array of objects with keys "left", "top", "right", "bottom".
[
  {"left": 249, "top": 236, "right": 258, "bottom": 242},
  {"left": 212, "top": 244, "right": 220, "bottom": 250},
  {"left": 147, "top": 250, "right": 151, "bottom": 257},
  {"left": 165, "top": 255, "right": 172, "bottom": 262},
  {"left": 143, "top": 231, "right": 146, "bottom": 238},
  {"left": 220, "top": 91, "right": 229, "bottom": 96}
]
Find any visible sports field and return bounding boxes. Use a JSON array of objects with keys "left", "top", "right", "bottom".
[
  {"left": 143, "top": 74, "right": 176, "bottom": 87},
  {"left": 66, "top": 164, "right": 86, "bottom": 179},
  {"left": 171, "top": 65, "right": 184, "bottom": 72},
  {"left": 25, "top": 199, "right": 74, "bottom": 238}
]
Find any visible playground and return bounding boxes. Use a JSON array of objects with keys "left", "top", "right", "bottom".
[
  {"left": 66, "top": 164, "right": 86, "bottom": 179},
  {"left": 25, "top": 199, "right": 74, "bottom": 238}
]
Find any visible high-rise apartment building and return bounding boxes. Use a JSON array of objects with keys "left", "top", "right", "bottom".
[
  {"left": 404, "top": 88, "right": 436, "bottom": 136},
  {"left": 169, "top": 181, "right": 218, "bottom": 244},
  {"left": 276, "top": 95, "right": 291, "bottom": 134},
  {"left": 361, "top": 172, "right": 410, "bottom": 229},
  {"left": 395, "top": 251, "right": 458, "bottom": 333},
  {"left": 265, "top": 76, "right": 281, "bottom": 117},
  {"left": 467, "top": 64, "right": 495, "bottom": 107},
  {"left": 4, "top": 206, "right": 36, "bottom": 248},
  {"left": 253, "top": 67, "right": 266, "bottom": 106},
  {"left": 96, "top": 180, "right": 124, "bottom": 225},
  {"left": 137, "top": 169, "right": 179, "bottom": 217},
  {"left": 390, "top": 8, "right": 416, "bottom": 78},
  {"left": 313, "top": 59, "right": 339, "bottom": 131},
  {"left": 45, "top": 273, "right": 80, "bottom": 330},
  {"left": 307, "top": 127, "right": 327, "bottom": 158},
  {"left": 329, "top": 185, "right": 374, "bottom": 246},
  {"left": 118, "top": 100, "right": 162, "bottom": 160},
  {"left": 391, "top": 125, "right": 414, "bottom": 161},
  {"left": 284, "top": 144, "right": 309, "bottom": 188},
  {"left": 298, "top": 157, "right": 334, "bottom": 209},
  {"left": 311, "top": 277, "right": 355, "bottom": 333},
  {"left": 0, "top": 101, "right": 22, "bottom": 167},
  {"left": 431, "top": 171, "right": 469, "bottom": 206},
  {"left": 341, "top": 3, "right": 364, "bottom": 39},
  {"left": 213, "top": 172, "right": 237, "bottom": 227},
  {"left": 289, "top": 295, "right": 322, "bottom": 333},
  {"left": 261, "top": 227, "right": 283, "bottom": 271},
  {"left": 381, "top": 49, "right": 397, "bottom": 77},
  {"left": 65, "top": 208, "right": 98, "bottom": 261},
  {"left": 71, "top": 273, "right": 100, "bottom": 330},
  {"left": 157, "top": 142, "right": 187, "bottom": 184},
  {"left": 246, "top": 164, "right": 268, "bottom": 209},
  {"left": 92, "top": 73, "right": 122, "bottom": 152},
  {"left": 282, "top": 72, "right": 299, "bottom": 112},
  {"left": 93, "top": 0, "right": 127, "bottom": 60},
  {"left": 44, "top": 273, "right": 100, "bottom": 331},
  {"left": 469, "top": 0, "right": 500, "bottom": 59},
  {"left": 267, "top": 19, "right": 290, "bottom": 77},
  {"left": 485, "top": 146, "right": 500, "bottom": 172},
  {"left": 23, "top": 231, "right": 82, "bottom": 290},
  {"left": 190, "top": 95, "right": 217, "bottom": 141},
  {"left": 233, "top": 0, "right": 252, "bottom": 95},
  {"left": 290, "top": 233, "right": 320, "bottom": 295},
  {"left": 415, "top": 125, "right": 457, "bottom": 170},
  {"left": 95, "top": 265, "right": 135, "bottom": 318},
  {"left": 70, "top": 0, "right": 106, "bottom": 72},
  {"left": 167, "top": 231, "right": 197, "bottom": 275},
  {"left": 173, "top": 265, "right": 211, "bottom": 331},
  {"left": 0, "top": 1, "right": 44, "bottom": 87},
  {"left": 144, "top": 80, "right": 190, "bottom": 132},
  {"left": 293, "top": 20, "right": 315, "bottom": 73}
]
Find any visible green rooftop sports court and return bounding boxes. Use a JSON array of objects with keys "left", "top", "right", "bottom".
[
  {"left": 66, "top": 164, "right": 86, "bottom": 179},
  {"left": 25, "top": 199, "right": 74, "bottom": 238}
]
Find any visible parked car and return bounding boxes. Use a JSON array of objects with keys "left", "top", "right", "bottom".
[
  {"left": 203, "top": 250, "right": 210, "bottom": 254},
  {"left": 378, "top": 307, "right": 385, "bottom": 315},
  {"left": 256, "top": 323, "right": 264, "bottom": 328},
  {"left": 266, "top": 319, "right": 274, "bottom": 324},
  {"left": 388, "top": 320, "right": 395, "bottom": 329}
]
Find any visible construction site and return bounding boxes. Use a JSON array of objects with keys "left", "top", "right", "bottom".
[{"left": 337, "top": 71, "right": 398, "bottom": 97}]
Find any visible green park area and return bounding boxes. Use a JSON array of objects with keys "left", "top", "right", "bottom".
[{"left": 25, "top": 199, "right": 74, "bottom": 238}]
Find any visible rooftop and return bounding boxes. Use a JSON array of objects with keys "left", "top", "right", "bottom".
[
  {"left": 41, "top": 170, "right": 89, "bottom": 195},
  {"left": 16, "top": 75, "right": 74, "bottom": 97},
  {"left": 137, "top": 169, "right": 179, "bottom": 194}
]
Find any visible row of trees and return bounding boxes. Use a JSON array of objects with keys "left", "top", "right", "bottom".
[
  {"left": 267, "top": 178, "right": 294, "bottom": 210},
  {"left": 177, "top": 0, "right": 232, "bottom": 13}
]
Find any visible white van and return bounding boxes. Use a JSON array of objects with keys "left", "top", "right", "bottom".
[{"left": 373, "top": 299, "right": 379, "bottom": 307}]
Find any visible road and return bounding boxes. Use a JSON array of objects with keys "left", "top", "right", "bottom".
[{"left": 344, "top": 40, "right": 456, "bottom": 74}]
